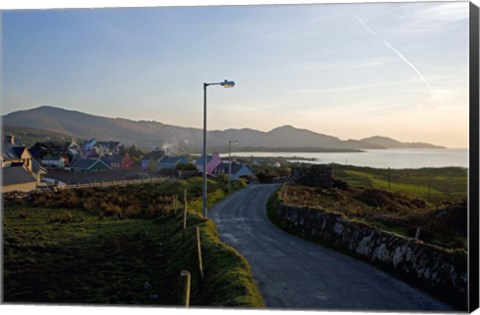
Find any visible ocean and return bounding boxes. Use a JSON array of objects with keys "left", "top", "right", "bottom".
[{"left": 227, "top": 148, "right": 469, "bottom": 169}]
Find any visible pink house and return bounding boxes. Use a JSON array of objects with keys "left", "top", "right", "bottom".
[{"left": 194, "top": 152, "right": 222, "bottom": 175}]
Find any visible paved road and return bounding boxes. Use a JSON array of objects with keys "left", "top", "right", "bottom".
[{"left": 209, "top": 184, "right": 451, "bottom": 311}]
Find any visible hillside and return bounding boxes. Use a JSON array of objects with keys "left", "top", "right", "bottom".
[
  {"left": 3, "top": 106, "right": 443, "bottom": 151},
  {"left": 361, "top": 136, "right": 444, "bottom": 149}
]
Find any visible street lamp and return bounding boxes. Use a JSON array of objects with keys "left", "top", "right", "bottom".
[
  {"left": 203, "top": 80, "right": 235, "bottom": 218},
  {"left": 228, "top": 140, "right": 239, "bottom": 194}
]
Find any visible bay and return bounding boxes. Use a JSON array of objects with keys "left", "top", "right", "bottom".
[{"left": 228, "top": 148, "right": 469, "bottom": 169}]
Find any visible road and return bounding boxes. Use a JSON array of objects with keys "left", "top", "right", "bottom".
[{"left": 209, "top": 184, "right": 451, "bottom": 311}]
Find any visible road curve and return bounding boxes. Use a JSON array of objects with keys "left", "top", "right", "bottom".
[{"left": 209, "top": 184, "right": 451, "bottom": 311}]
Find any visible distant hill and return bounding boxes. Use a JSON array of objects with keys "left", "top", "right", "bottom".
[
  {"left": 361, "top": 136, "right": 444, "bottom": 149},
  {"left": 2, "top": 106, "right": 444, "bottom": 152}
]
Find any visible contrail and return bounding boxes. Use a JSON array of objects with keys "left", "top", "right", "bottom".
[{"left": 353, "top": 14, "right": 433, "bottom": 91}]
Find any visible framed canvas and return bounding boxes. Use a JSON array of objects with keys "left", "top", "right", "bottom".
[{"left": 1, "top": 0, "right": 479, "bottom": 314}]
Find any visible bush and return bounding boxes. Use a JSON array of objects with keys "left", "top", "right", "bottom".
[
  {"left": 175, "top": 163, "right": 197, "bottom": 171},
  {"left": 232, "top": 178, "right": 247, "bottom": 190}
]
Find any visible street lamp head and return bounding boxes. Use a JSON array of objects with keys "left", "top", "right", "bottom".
[
  {"left": 220, "top": 80, "right": 235, "bottom": 88},
  {"left": 229, "top": 140, "right": 239, "bottom": 144}
]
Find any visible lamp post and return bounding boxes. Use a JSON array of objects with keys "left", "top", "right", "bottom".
[
  {"left": 228, "top": 140, "right": 239, "bottom": 194},
  {"left": 203, "top": 80, "right": 235, "bottom": 218}
]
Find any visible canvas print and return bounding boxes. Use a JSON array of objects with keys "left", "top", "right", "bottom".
[{"left": 1, "top": 1, "right": 478, "bottom": 312}]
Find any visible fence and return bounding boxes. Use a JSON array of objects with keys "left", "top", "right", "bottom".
[{"left": 64, "top": 177, "right": 167, "bottom": 189}]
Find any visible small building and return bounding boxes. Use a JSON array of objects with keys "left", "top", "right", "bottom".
[
  {"left": 194, "top": 153, "right": 222, "bottom": 175},
  {"left": 216, "top": 162, "right": 254, "bottom": 180},
  {"left": 2, "top": 135, "right": 46, "bottom": 191},
  {"left": 141, "top": 150, "right": 165, "bottom": 170},
  {"left": 102, "top": 153, "right": 134, "bottom": 169},
  {"left": 158, "top": 155, "right": 189, "bottom": 170},
  {"left": 102, "top": 155, "right": 123, "bottom": 169},
  {"left": 70, "top": 158, "right": 111, "bottom": 173},
  {"left": 84, "top": 138, "right": 97, "bottom": 152},
  {"left": 42, "top": 155, "right": 65, "bottom": 168},
  {"left": 95, "top": 141, "right": 122, "bottom": 157},
  {"left": 2, "top": 166, "right": 37, "bottom": 192}
]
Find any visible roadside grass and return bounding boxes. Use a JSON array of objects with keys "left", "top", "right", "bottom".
[
  {"left": 3, "top": 177, "right": 263, "bottom": 307},
  {"left": 332, "top": 165, "right": 467, "bottom": 204}
]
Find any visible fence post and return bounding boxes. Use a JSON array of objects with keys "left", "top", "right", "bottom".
[
  {"left": 195, "top": 226, "right": 204, "bottom": 282},
  {"left": 174, "top": 194, "right": 178, "bottom": 215},
  {"left": 77, "top": 182, "right": 80, "bottom": 189},
  {"left": 415, "top": 227, "right": 421, "bottom": 240},
  {"left": 180, "top": 270, "right": 191, "bottom": 307},
  {"left": 183, "top": 189, "right": 188, "bottom": 242}
]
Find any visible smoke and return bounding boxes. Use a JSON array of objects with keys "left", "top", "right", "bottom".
[
  {"left": 162, "top": 143, "right": 171, "bottom": 154},
  {"left": 353, "top": 14, "right": 433, "bottom": 91}
]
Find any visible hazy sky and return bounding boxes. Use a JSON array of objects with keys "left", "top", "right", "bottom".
[{"left": 1, "top": 1, "right": 470, "bottom": 148}]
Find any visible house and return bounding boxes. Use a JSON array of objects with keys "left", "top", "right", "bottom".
[
  {"left": 102, "top": 153, "right": 134, "bottom": 169},
  {"left": 141, "top": 150, "right": 165, "bottom": 170},
  {"left": 2, "top": 166, "right": 37, "bottom": 192},
  {"left": 42, "top": 155, "right": 65, "bottom": 168},
  {"left": 83, "top": 148, "right": 100, "bottom": 160},
  {"left": 95, "top": 141, "right": 123, "bottom": 157},
  {"left": 158, "top": 155, "right": 189, "bottom": 170},
  {"left": 120, "top": 153, "right": 134, "bottom": 169},
  {"left": 216, "top": 161, "right": 254, "bottom": 180},
  {"left": 70, "top": 158, "right": 111, "bottom": 173},
  {"left": 67, "top": 137, "right": 82, "bottom": 158},
  {"left": 194, "top": 153, "right": 222, "bottom": 175},
  {"left": 84, "top": 138, "right": 97, "bottom": 152},
  {"left": 2, "top": 135, "right": 46, "bottom": 191}
]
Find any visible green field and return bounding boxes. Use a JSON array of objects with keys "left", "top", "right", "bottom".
[
  {"left": 3, "top": 178, "right": 263, "bottom": 306},
  {"left": 331, "top": 164, "right": 467, "bottom": 204}
]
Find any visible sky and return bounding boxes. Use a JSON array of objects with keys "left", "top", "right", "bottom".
[{"left": 1, "top": 0, "right": 471, "bottom": 148}]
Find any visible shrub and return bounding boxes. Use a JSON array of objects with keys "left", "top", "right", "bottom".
[{"left": 232, "top": 178, "right": 247, "bottom": 190}]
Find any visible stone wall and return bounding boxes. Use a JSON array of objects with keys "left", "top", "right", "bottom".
[{"left": 275, "top": 202, "right": 467, "bottom": 307}]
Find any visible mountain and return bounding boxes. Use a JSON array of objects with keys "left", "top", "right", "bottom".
[
  {"left": 361, "top": 136, "right": 444, "bottom": 149},
  {"left": 2, "top": 106, "right": 444, "bottom": 151}
]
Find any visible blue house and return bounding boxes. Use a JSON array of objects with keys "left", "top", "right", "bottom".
[{"left": 157, "top": 155, "right": 189, "bottom": 170}]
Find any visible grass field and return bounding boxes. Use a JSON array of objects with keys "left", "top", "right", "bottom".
[
  {"left": 3, "top": 178, "right": 263, "bottom": 306},
  {"left": 331, "top": 164, "right": 467, "bottom": 204}
]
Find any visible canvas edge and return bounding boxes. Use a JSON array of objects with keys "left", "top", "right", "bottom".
[{"left": 469, "top": 1, "right": 480, "bottom": 313}]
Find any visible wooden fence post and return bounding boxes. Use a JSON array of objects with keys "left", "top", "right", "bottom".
[
  {"left": 195, "top": 226, "right": 204, "bottom": 282},
  {"left": 183, "top": 189, "right": 188, "bottom": 242},
  {"left": 180, "top": 270, "right": 191, "bottom": 307},
  {"left": 415, "top": 227, "right": 421, "bottom": 240},
  {"left": 173, "top": 194, "right": 178, "bottom": 214}
]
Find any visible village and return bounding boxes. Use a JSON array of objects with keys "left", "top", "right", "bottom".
[{"left": 1, "top": 135, "right": 265, "bottom": 192}]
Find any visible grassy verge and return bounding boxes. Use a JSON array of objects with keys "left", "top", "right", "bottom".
[{"left": 3, "top": 178, "right": 263, "bottom": 307}]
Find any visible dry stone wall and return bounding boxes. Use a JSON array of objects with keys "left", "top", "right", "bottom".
[{"left": 276, "top": 202, "right": 467, "bottom": 307}]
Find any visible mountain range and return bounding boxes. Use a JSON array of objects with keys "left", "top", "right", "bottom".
[{"left": 2, "top": 106, "right": 444, "bottom": 151}]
